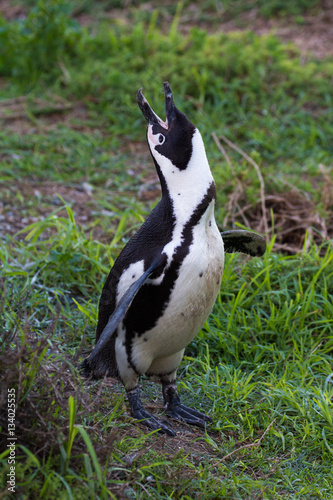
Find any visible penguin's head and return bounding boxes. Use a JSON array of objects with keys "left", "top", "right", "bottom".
[
  {"left": 137, "top": 83, "right": 214, "bottom": 213},
  {"left": 137, "top": 82, "right": 197, "bottom": 172}
]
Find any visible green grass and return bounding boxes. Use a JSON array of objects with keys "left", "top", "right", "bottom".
[
  {"left": 0, "top": 1, "right": 333, "bottom": 498},
  {"left": 1, "top": 226, "right": 333, "bottom": 498}
]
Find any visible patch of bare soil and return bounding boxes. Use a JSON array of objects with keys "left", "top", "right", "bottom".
[
  {"left": 0, "top": 95, "right": 93, "bottom": 135},
  {"left": 0, "top": 0, "right": 25, "bottom": 21},
  {"left": 247, "top": 189, "right": 333, "bottom": 253},
  {"left": 208, "top": 1, "right": 333, "bottom": 59},
  {"left": 0, "top": 179, "right": 98, "bottom": 238},
  {"left": 223, "top": 178, "right": 333, "bottom": 254}
]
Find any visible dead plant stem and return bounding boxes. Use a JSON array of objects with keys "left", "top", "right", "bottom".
[{"left": 213, "top": 132, "right": 269, "bottom": 237}]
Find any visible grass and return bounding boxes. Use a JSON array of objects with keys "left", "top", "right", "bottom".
[{"left": 0, "top": 1, "right": 333, "bottom": 498}]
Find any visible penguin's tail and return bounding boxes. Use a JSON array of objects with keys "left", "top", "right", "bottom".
[{"left": 78, "top": 356, "right": 119, "bottom": 380}]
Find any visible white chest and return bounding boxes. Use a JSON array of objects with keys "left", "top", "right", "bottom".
[{"left": 135, "top": 201, "right": 224, "bottom": 359}]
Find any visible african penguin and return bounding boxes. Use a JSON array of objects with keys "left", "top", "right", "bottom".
[{"left": 80, "top": 82, "right": 266, "bottom": 436}]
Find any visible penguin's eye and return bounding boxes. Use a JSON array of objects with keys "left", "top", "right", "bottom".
[{"left": 158, "top": 134, "right": 165, "bottom": 144}]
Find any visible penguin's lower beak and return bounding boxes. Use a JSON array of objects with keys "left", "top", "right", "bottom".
[{"left": 137, "top": 82, "right": 176, "bottom": 128}]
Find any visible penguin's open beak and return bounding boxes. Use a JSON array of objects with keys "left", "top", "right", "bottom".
[{"left": 137, "top": 81, "right": 175, "bottom": 128}]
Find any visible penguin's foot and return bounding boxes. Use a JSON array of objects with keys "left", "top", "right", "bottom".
[
  {"left": 162, "top": 382, "right": 212, "bottom": 429},
  {"left": 165, "top": 403, "right": 212, "bottom": 428},
  {"left": 127, "top": 386, "right": 175, "bottom": 436}
]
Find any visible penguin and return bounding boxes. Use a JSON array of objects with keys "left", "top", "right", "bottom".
[{"left": 80, "top": 82, "right": 266, "bottom": 436}]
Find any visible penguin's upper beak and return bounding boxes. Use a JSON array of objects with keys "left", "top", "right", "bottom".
[
  {"left": 163, "top": 81, "right": 176, "bottom": 124},
  {"left": 137, "top": 81, "right": 175, "bottom": 128}
]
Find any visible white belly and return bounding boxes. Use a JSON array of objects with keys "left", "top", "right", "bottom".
[{"left": 131, "top": 212, "right": 224, "bottom": 370}]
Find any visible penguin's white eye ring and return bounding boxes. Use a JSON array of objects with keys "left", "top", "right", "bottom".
[{"left": 158, "top": 133, "right": 165, "bottom": 144}]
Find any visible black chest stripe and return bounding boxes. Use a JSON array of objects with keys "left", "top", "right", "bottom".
[{"left": 123, "top": 181, "right": 216, "bottom": 370}]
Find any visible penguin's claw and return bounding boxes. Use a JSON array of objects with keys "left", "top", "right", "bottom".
[
  {"left": 165, "top": 403, "right": 212, "bottom": 428},
  {"left": 134, "top": 409, "right": 175, "bottom": 436},
  {"left": 162, "top": 382, "right": 212, "bottom": 429}
]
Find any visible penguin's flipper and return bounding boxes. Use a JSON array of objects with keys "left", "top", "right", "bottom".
[
  {"left": 221, "top": 230, "right": 266, "bottom": 257},
  {"left": 80, "top": 258, "right": 164, "bottom": 375}
]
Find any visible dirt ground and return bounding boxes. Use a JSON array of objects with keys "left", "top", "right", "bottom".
[{"left": 206, "top": 1, "right": 333, "bottom": 59}]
